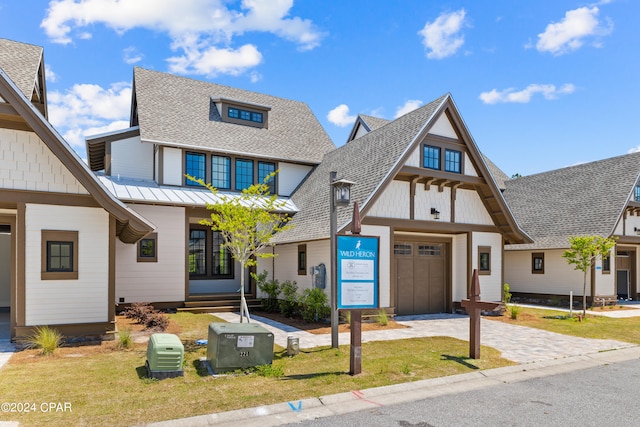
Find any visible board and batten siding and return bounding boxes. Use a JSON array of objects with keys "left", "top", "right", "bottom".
[
  {"left": 0, "top": 128, "right": 88, "bottom": 194},
  {"left": 504, "top": 249, "right": 589, "bottom": 296},
  {"left": 116, "top": 204, "right": 186, "bottom": 302},
  {"left": 162, "top": 147, "right": 183, "bottom": 186},
  {"left": 24, "top": 204, "right": 110, "bottom": 325},
  {"left": 278, "top": 162, "right": 312, "bottom": 197},
  {"left": 0, "top": 233, "right": 10, "bottom": 307},
  {"left": 471, "top": 232, "right": 503, "bottom": 301},
  {"left": 451, "top": 233, "right": 467, "bottom": 302},
  {"left": 110, "top": 136, "right": 154, "bottom": 180}
]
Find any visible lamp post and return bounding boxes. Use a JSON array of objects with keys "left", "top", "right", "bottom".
[{"left": 330, "top": 171, "right": 354, "bottom": 349}]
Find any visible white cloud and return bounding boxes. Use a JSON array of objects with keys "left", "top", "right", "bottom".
[
  {"left": 536, "top": 6, "right": 613, "bottom": 55},
  {"left": 479, "top": 83, "right": 575, "bottom": 104},
  {"left": 327, "top": 104, "right": 356, "bottom": 127},
  {"left": 123, "top": 46, "right": 143, "bottom": 64},
  {"left": 40, "top": 0, "right": 324, "bottom": 76},
  {"left": 628, "top": 146, "right": 640, "bottom": 154},
  {"left": 48, "top": 82, "right": 132, "bottom": 149},
  {"left": 394, "top": 100, "right": 423, "bottom": 118},
  {"left": 45, "top": 64, "right": 57, "bottom": 83},
  {"left": 418, "top": 9, "right": 467, "bottom": 59},
  {"left": 167, "top": 42, "right": 263, "bottom": 77}
]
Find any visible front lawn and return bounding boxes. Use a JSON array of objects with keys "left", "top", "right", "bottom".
[
  {"left": 487, "top": 306, "right": 640, "bottom": 344},
  {"left": 0, "top": 312, "right": 514, "bottom": 426}
]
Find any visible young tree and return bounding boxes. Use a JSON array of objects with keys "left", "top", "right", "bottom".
[
  {"left": 562, "top": 235, "right": 616, "bottom": 317},
  {"left": 189, "top": 173, "right": 292, "bottom": 323}
]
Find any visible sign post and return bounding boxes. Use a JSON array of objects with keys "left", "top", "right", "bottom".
[
  {"left": 460, "top": 269, "right": 501, "bottom": 359},
  {"left": 337, "top": 234, "right": 379, "bottom": 375}
]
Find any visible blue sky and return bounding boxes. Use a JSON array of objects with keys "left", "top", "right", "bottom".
[{"left": 0, "top": 0, "right": 637, "bottom": 177}]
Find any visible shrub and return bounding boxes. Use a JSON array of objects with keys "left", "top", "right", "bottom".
[
  {"left": 254, "top": 271, "right": 281, "bottom": 313},
  {"left": 117, "top": 329, "right": 133, "bottom": 349},
  {"left": 508, "top": 304, "right": 521, "bottom": 320},
  {"left": 376, "top": 309, "right": 389, "bottom": 326},
  {"left": 503, "top": 284, "right": 512, "bottom": 305},
  {"left": 279, "top": 280, "right": 299, "bottom": 317},
  {"left": 301, "top": 288, "right": 330, "bottom": 323},
  {"left": 123, "top": 302, "right": 168, "bottom": 331},
  {"left": 342, "top": 310, "right": 351, "bottom": 324},
  {"left": 26, "top": 326, "right": 63, "bottom": 356},
  {"left": 123, "top": 302, "right": 154, "bottom": 323},
  {"left": 145, "top": 312, "right": 169, "bottom": 331}
]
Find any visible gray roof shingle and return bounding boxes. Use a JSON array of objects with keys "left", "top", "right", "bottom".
[
  {"left": 503, "top": 152, "right": 640, "bottom": 250},
  {"left": 275, "top": 95, "right": 449, "bottom": 243},
  {"left": 0, "top": 38, "right": 42, "bottom": 99},
  {"left": 133, "top": 67, "right": 335, "bottom": 164}
]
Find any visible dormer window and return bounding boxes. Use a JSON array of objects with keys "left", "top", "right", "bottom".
[{"left": 213, "top": 97, "right": 270, "bottom": 129}]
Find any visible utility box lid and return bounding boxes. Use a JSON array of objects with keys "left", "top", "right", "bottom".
[
  {"left": 146, "top": 333, "right": 184, "bottom": 374},
  {"left": 206, "top": 322, "right": 274, "bottom": 374}
]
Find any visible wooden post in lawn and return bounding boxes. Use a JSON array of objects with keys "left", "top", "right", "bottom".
[
  {"left": 460, "top": 269, "right": 501, "bottom": 359},
  {"left": 350, "top": 202, "right": 362, "bottom": 376}
]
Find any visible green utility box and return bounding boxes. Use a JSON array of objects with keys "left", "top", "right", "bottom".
[
  {"left": 146, "top": 333, "right": 184, "bottom": 379},
  {"left": 206, "top": 323, "right": 274, "bottom": 374}
]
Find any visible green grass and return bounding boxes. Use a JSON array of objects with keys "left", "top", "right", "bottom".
[
  {"left": 0, "top": 312, "right": 513, "bottom": 427},
  {"left": 487, "top": 307, "right": 640, "bottom": 344}
]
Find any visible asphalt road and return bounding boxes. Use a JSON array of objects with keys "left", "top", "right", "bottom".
[{"left": 284, "top": 358, "right": 640, "bottom": 427}]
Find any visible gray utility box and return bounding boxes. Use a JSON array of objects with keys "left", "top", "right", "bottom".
[
  {"left": 206, "top": 322, "right": 274, "bottom": 374},
  {"left": 146, "top": 333, "right": 184, "bottom": 380}
]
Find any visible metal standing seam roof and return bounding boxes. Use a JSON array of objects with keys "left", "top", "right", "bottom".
[
  {"left": 97, "top": 175, "right": 299, "bottom": 213},
  {"left": 132, "top": 67, "right": 335, "bottom": 164},
  {"left": 502, "top": 151, "right": 640, "bottom": 250},
  {"left": 0, "top": 38, "right": 42, "bottom": 99}
]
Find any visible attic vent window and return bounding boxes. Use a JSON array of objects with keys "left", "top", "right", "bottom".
[{"left": 228, "top": 107, "right": 263, "bottom": 124}]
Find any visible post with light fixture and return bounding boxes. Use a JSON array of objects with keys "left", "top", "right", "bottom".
[{"left": 330, "top": 171, "right": 354, "bottom": 349}]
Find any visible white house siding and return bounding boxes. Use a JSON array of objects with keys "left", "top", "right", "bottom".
[
  {"left": 0, "top": 233, "right": 10, "bottom": 307},
  {"left": 110, "top": 136, "right": 154, "bottom": 180},
  {"left": 266, "top": 240, "right": 331, "bottom": 296},
  {"left": 472, "top": 232, "right": 503, "bottom": 301},
  {"left": 429, "top": 114, "right": 457, "bottom": 139},
  {"left": 455, "top": 189, "right": 494, "bottom": 225},
  {"left": 162, "top": 147, "right": 183, "bottom": 186},
  {"left": 24, "top": 204, "right": 109, "bottom": 325},
  {"left": 405, "top": 144, "right": 421, "bottom": 168},
  {"left": 504, "top": 249, "right": 588, "bottom": 296},
  {"left": 614, "top": 212, "right": 640, "bottom": 236},
  {"left": 115, "top": 204, "right": 186, "bottom": 303},
  {"left": 0, "top": 128, "right": 88, "bottom": 194},
  {"left": 451, "top": 233, "right": 467, "bottom": 302},
  {"left": 367, "top": 180, "right": 410, "bottom": 219},
  {"left": 415, "top": 185, "right": 451, "bottom": 221},
  {"left": 595, "top": 253, "right": 615, "bottom": 296},
  {"left": 464, "top": 157, "right": 479, "bottom": 177},
  {"left": 278, "top": 162, "right": 312, "bottom": 197}
]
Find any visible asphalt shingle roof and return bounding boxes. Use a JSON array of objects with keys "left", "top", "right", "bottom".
[
  {"left": 133, "top": 67, "right": 335, "bottom": 164},
  {"left": 0, "top": 38, "right": 42, "bottom": 99},
  {"left": 275, "top": 95, "right": 449, "bottom": 243},
  {"left": 503, "top": 152, "right": 640, "bottom": 250}
]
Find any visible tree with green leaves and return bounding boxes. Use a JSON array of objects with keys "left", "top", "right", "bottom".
[
  {"left": 562, "top": 235, "right": 616, "bottom": 317},
  {"left": 189, "top": 172, "right": 292, "bottom": 323}
]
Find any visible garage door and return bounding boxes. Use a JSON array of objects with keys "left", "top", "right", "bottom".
[{"left": 395, "top": 241, "right": 447, "bottom": 315}]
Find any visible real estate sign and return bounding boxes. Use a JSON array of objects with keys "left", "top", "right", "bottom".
[{"left": 337, "top": 235, "right": 379, "bottom": 309}]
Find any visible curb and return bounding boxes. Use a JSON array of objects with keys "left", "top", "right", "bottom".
[{"left": 145, "top": 345, "right": 640, "bottom": 427}]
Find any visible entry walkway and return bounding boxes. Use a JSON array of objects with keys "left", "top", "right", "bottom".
[{"left": 214, "top": 311, "right": 635, "bottom": 364}]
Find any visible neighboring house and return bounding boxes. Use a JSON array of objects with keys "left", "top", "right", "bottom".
[
  {"left": 267, "top": 95, "right": 531, "bottom": 315},
  {"left": 85, "top": 67, "right": 336, "bottom": 309},
  {"left": 0, "top": 39, "right": 155, "bottom": 339},
  {"left": 503, "top": 152, "right": 640, "bottom": 303}
]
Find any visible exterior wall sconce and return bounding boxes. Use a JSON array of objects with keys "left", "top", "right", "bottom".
[
  {"left": 431, "top": 208, "right": 440, "bottom": 220},
  {"left": 635, "top": 227, "right": 640, "bottom": 235}
]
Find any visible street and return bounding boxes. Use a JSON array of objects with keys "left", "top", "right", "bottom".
[{"left": 284, "top": 358, "right": 640, "bottom": 427}]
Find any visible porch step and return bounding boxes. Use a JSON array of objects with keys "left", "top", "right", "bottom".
[{"left": 178, "top": 298, "right": 262, "bottom": 314}]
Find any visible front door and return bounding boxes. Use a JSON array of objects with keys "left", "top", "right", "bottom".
[{"left": 395, "top": 241, "right": 448, "bottom": 315}]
